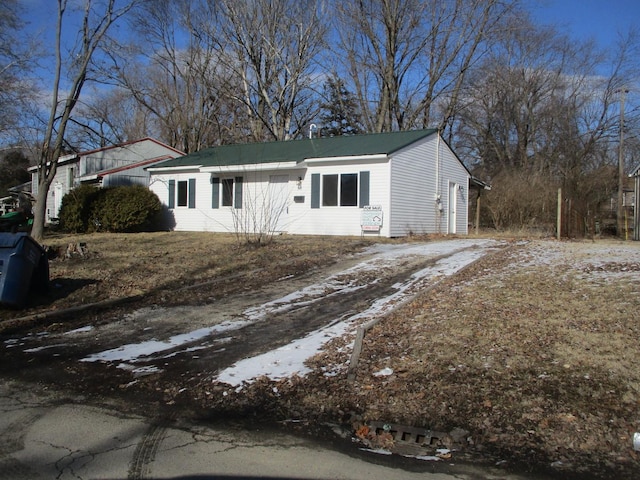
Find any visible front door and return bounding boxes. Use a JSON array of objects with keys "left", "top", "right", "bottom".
[
  {"left": 269, "top": 175, "right": 290, "bottom": 232},
  {"left": 448, "top": 182, "right": 457, "bottom": 234},
  {"left": 53, "top": 183, "right": 64, "bottom": 221}
]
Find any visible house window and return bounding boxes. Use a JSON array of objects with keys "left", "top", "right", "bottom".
[
  {"left": 222, "top": 178, "right": 234, "bottom": 207},
  {"left": 169, "top": 178, "right": 196, "bottom": 209},
  {"left": 311, "top": 172, "right": 369, "bottom": 209},
  {"left": 177, "top": 180, "right": 188, "bottom": 207},
  {"left": 340, "top": 173, "right": 358, "bottom": 206},
  {"left": 321, "top": 173, "right": 358, "bottom": 207},
  {"left": 211, "top": 176, "right": 243, "bottom": 209}
]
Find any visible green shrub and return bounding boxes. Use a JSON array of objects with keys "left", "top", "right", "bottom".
[
  {"left": 97, "top": 185, "right": 163, "bottom": 233},
  {"left": 58, "top": 184, "right": 100, "bottom": 233},
  {"left": 59, "top": 185, "right": 163, "bottom": 233}
]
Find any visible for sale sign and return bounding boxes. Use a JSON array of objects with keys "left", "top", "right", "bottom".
[{"left": 361, "top": 205, "right": 383, "bottom": 231}]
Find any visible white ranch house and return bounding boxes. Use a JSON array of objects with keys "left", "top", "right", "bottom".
[{"left": 148, "top": 129, "right": 485, "bottom": 237}]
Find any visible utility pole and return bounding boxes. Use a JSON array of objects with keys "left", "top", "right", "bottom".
[{"left": 617, "top": 88, "right": 629, "bottom": 239}]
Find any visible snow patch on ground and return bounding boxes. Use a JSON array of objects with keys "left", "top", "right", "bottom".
[
  {"left": 77, "top": 239, "right": 503, "bottom": 387},
  {"left": 64, "top": 326, "right": 94, "bottom": 335},
  {"left": 216, "top": 240, "right": 501, "bottom": 387},
  {"left": 81, "top": 321, "right": 251, "bottom": 363},
  {"left": 523, "top": 241, "right": 640, "bottom": 270}
]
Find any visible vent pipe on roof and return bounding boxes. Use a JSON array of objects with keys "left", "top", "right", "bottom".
[{"left": 309, "top": 124, "right": 317, "bottom": 139}]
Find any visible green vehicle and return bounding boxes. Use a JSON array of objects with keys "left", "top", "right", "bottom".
[
  {"left": 0, "top": 210, "right": 33, "bottom": 233},
  {"left": 0, "top": 193, "right": 34, "bottom": 233}
]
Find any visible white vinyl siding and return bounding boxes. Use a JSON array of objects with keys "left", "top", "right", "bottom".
[
  {"left": 152, "top": 170, "right": 299, "bottom": 233},
  {"left": 389, "top": 137, "right": 437, "bottom": 237},
  {"left": 42, "top": 164, "right": 75, "bottom": 222},
  {"left": 388, "top": 135, "right": 468, "bottom": 236},
  {"left": 292, "top": 160, "right": 390, "bottom": 236},
  {"left": 439, "top": 146, "right": 469, "bottom": 235},
  {"left": 148, "top": 132, "right": 470, "bottom": 237}
]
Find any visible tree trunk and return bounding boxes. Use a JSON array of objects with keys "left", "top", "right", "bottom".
[{"left": 31, "top": 178, "right": 50, "bottom": 242}]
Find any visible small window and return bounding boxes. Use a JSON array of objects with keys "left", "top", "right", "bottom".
[
  {"left": 171, "top": 178, "right": 196, "bottom": 208},
  {"left": 177, "top": 180, "right": 188, "bottom": 207}
]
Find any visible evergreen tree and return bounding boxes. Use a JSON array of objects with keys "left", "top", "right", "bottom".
[
  {"left": 0, "top": 150, "right": 30, "bottom": 197},
  {"left": 319, "top": 76, "right": 364, "bottom": 136}
]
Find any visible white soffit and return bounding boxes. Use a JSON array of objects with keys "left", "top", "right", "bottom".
[
  {"left": 200, "top": 161, "right": 299, "bottom": 173},
  {"left": 299, "top": 154, "right": 388, "bottom": 166},
  {"left": 147, "top": 165, "right": 204, "bottom": 172}
]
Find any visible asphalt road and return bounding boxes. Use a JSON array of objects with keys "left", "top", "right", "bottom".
[{"left": 0, "top": 378, "right": 537, "bottom": 480}]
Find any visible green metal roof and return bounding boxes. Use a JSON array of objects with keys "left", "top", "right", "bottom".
[{"left": 150, "top": 129, "right": 438, "bottom": 169}]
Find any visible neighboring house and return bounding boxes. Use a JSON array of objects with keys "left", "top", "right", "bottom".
[
  {"left": 0, "top": 182, "right": 33, "bottom": 216},
  {"left": 30, "top": 138, "right": 184, "bottom": 223},
  {"left": 148, "top": 130, "right": 487, "bottom": 238},
  {"left": 0, "top": 197, "right": 14, "bottom": 216}
]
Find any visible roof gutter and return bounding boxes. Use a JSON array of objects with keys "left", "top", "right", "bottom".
[
  {"left": 78, "top": 174, "right": 100, "bottom": 182},
  {"left": 27, "top": 153, "right": 79, "bottom": 172},
  {"left": 470, "top": 176, "right": 492, "bottom": 190}
]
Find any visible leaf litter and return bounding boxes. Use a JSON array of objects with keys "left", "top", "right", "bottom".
[{"left": 2, "top": 233, "right": 640, "bottom": 478}]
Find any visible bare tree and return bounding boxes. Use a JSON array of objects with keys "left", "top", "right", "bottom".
[
  {"left": 217, "top": 0, "right": 327, "bottom": 141},
  {"left": 333, "top": 0, "right": 516, "bottom": 133},
  {"left": 101, "top": 0, "right": 244, "bottom": 152},
  {"left": 65, "top": 86, "right": 152, "bottom": 149},
  {"left": 31, "top": 0, "right": 137, "bottom": 241},
  {"left": 455, "top": 16, "right": 640, "bottom": 234},
  {"left": 0, "top": 0, "right": 39, "bottom": 142},
  {"left": 229, "top": 170, "right": 292, "bottom": 245},
  {"left": 333, "top": 0, "right": 425, "bottom": 132}
]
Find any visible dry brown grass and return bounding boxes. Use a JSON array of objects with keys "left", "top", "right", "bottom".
[
  {"left": 2, "top": 232, "right": 639, "bottom": 477},
  {"left": 1, "top": 231, "right": 373, "bottom": 322},
  {"left": 290, "top": 240, "right": 640, "bottom": 477}
]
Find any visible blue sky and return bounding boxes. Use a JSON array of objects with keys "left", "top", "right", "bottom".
[
  {"left": 18, "top": 0, "right": 638, "bottom": 51},
  {"left": 528, "top": 0, "right": 640, "bottom": 50}
]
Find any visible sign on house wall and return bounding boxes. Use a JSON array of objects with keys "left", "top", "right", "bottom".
[{"left": 361, "top": 205, "right": 383, "bottom": 232}]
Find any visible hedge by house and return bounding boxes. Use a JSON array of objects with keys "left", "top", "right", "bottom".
[
  {"left": 57, "top": 184, "right": 100, "bottom": 233},
  {"left": 58, "top": 185, "right": 163, "bottom": 233}
]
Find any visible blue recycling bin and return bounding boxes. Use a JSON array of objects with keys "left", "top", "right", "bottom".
[{"left": 0, "top": 232, "right": 49, "bottom": 308}]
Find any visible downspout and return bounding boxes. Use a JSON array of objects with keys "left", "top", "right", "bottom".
[
  {"left": 475, "top": 188, "right": 482, "bottom": 236},
  {"left": 633, "top": 171, "right": 640, "bottom": 240},
  {"left": 435, "top": 132, "right": 440, "bottom": 197},
  {"left": 435, "top": 131, "right": 442, "bottom": 234}
]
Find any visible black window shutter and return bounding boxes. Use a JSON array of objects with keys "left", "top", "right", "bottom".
[
  {"left": 168, "top": 179, "right": 175, "bottom": 209},
  {"left": 188, "top": 178, "right": 196, "bottom": 208},
  {"left": 211, "top": 177, "right": 219, "bottom": 209},
  {"left": 359, "top": 171, "right": 370, "bottom": 207},
  {"left": 311, "top": 173, "right": 320, "bottom": 208}
]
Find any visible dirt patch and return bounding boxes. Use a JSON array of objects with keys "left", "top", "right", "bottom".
[{"left": 1, "top": 233, "right": 640, "bottom": 479}]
